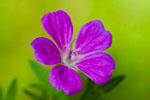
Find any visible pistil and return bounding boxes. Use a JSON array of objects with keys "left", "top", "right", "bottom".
[{"left": 67, "top": 50, "right": 73, "bottom": 64}]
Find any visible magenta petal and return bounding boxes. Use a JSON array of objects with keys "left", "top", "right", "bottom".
[
  {"left": 49, "top": 65, "right": 82, "bottom": 96},
  {"left": 41, "top": 10, "right": 73, "bottom": 54},
  {"left": 31, "top": 37, "right": 62, "bottom": 65},
  {"left": 74, "top": 52, "right": 115, "bottom": 84},
  {"left": 74, "top": 20, "right": 112, "bottom": 55}
]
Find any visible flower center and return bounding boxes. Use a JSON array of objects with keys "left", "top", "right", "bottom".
[
  {"left": 67, "top": 50, "right": 73, "bottom": 63},
  {"left": 62, "top": 48, "right": 82, "bottom": 66},
  {"left": 63, "top": 50, "right": 73, "bottom": 65}
]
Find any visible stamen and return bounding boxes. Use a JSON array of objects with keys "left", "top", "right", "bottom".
[
  {"left": 63, "top": 44, "right": 71, "bottom": 51},
  {"left": 67, "top": 50, "right": 73, "bottom": 63},
  {"left": 62, "top": 46, "right": 81, "bottom": 66},
  {"left": 72, "top": 48, "right": 80, "bottom": 56}
]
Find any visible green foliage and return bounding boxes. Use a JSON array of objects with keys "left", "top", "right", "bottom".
[
  {"left": 29, "top": 60, "right": 50, "bottom": 84},
  {"left": 29, "top": 83, "right": 52, "bottom": 94},
  {"left": 24, "top": 61, "right": 70, "bottom": 100},
  {"left": 53, "top": 90, "right": 69, "bottom": 100},
  {"left": 99, "top": 75, "right": 125, "bottom": 93},
  {"left": 24, "top": 89, "right": 46, "bottom": 100},
  {"left": 80, "top": 75, "right": 125, "bottom": 100},
  {"left": 5, "top": 79, "right": 18, "bottom": 100},
  {"left": 28, "top": 83, "right": 69, "bottom": 100}
]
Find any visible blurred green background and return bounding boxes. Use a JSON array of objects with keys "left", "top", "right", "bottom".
[{"left": 0, "top": 0, "right": 150, "bottom": 100}]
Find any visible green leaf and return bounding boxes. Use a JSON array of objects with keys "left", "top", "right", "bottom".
[
  {"left": 29, "top": 60, "right": 53, "bottom": 94},
  {"left": 29, "top": 83, "right": 53, "bottom": 95},
  {"left": 29, "top": 61, "right": 70, "bottom": 99},
  {"left": 5, "top": 79, "right": 17, "bottom": 100},
  {"left": 0, "top": 87, "right": 3, "bottom": 100},
  {"left": 100, "top": 75, "right": 125, "bottom": 93},
  {"left": 29, "top": 83, "right": 46, "bottom": 90},
  {"left": 24, "top": 89, "right": 46, "bottom": 100},
  {"left": 80, "top": 75, "right": 125, "bottom": 100},
  {"left": 29, "top": 83, "right": 70, "bottom": 100},
  {"left": 53, "top": 90, "right": 70, "bottom": 100},
  {"left": 29, "top": 60, "right": 49, "bottom": 83}
]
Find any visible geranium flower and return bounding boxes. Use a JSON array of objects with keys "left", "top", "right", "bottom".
[{"left": 31, "top": 10, "right": 115, "bottom": 96}]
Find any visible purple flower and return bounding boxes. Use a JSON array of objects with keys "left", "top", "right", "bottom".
[{"left": 31, "top": 10, "right": 115, "bottom": 96}]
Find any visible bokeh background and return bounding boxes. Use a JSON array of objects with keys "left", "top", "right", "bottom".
[{"left": 0, "top": 0, "right": 150, "bottom": 100}]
